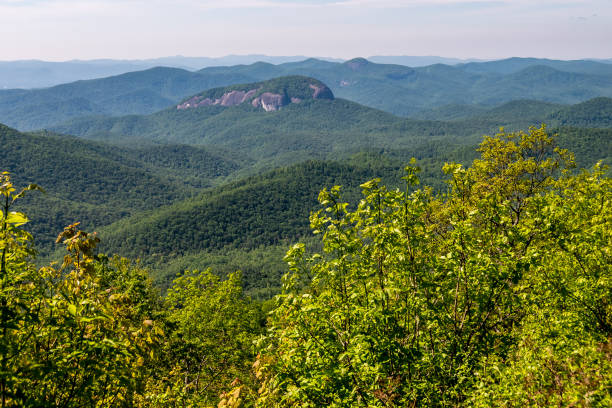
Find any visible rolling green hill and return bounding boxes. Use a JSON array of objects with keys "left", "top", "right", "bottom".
[
  {"left": 413, "top": 100, "right": 564, "bottom": 123},
  {"left": 3, "top": 119, "right": 609, "bottom": 295},
  {"left": 548, "top": 97, "right": 612, "bottom": 128},
  {"left": 410, "top": 104, "right": 490, "bottom": 121},
  {"left": 95, "top": 157, "right": 449, "bottom": 293},
  {"left": 413, "top": 98, "right": 612, "bottom": 130},
  {"left": 0, "top": 124, "right": 246, "bottom": 250}
]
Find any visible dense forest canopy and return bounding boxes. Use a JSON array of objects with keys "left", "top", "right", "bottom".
[{"left": 1, "top": 126, "right": 609, "bottom": 406}]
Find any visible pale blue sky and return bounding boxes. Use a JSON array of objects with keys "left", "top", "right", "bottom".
[{"left": 1, "top": 0, "right": 610, "bottom": 61}]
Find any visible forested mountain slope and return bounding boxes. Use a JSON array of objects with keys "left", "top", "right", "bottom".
[
  {"left": 97, "top": 160, "right": 405, "bottom": 259},
  {"left": 411, "top": 98, "right": 612, "bottom": 128},
  {"left": 457, "top": 56, "right": 612, "bottom": 75},
  {"left": 0, "top": 124, "right": 245, "bottom": 249},
  {"left": 94, "top": 125, "right": 611, "bottom": 292},
  {"left": 548, "top": 97, "right": 612, "bottom": 128},
  {"left": 96, "top": 157, "right": 446, "bottom": 293}
]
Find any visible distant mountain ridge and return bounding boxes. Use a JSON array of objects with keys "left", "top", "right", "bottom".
[
  {"left": 367, "top": 56, "right": 486, "bottom": 66},
  {"left": 3, "top": 57, "right": 612, "bottom": 130},
  {"left": 457, "top": 57, "right": 612, "bottom": 75},
  {"left": 7, "top": 55, "right": 611, "bottom": 90},
  {"left": 0, "top": 55, "right": 343, "bottom": 89}
]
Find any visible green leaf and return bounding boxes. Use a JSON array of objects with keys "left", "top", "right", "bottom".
[
  {"left": 6, "top": 211, "right": 28, "bottom": 226},
  {"left": 67, "top": 303, "right": 78, "bottom": 316}
]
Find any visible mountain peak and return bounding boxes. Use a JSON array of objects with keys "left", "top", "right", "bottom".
[
  {"left": 177, "top": 75, "right": 334, "bottom": 112},
  {"left": 344, "top": 57, "right": 371, "bottom": 70}
]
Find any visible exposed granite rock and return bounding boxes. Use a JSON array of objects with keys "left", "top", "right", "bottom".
[
  {"left": 177, "top": 88, "right": 260, "bottom": 110},
  {"left": 177, "top": 77, "right": 334, "bottom": 112},
  {"left": 252, "top": 93, "right": 285, "bottom": 111},
  {"left": 309, "top": 84, "right": 334, "bottom": 99},
  {"left": 220, "top": 89, "right": 257, "bottom": 106},
  {"left": 177, "top": 96, "right": 209, "bottom": 109}
]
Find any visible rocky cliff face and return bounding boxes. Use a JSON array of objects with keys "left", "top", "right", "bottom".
[
  {"left": 251, "top": 92, "right": 286, "bottom": 112},
  {"left": 309, "top": 83, "right": 334, "bottom": 99},
  {"left": 177, "top": 76, "right": 334, "bottom": 112},
  {"left": 177, "top": 89, "right": 258, "bottom": 109}
]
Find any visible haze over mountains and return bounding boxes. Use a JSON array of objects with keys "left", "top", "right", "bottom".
[
  {"left": 0, "top": 55, "right": 485, "bottom": 89},
  {"left": 0, "top": 55, "right": 339, "bottom": 89},
  {"left": 3, "top": 56, "right": 612, "bottom": 132}
]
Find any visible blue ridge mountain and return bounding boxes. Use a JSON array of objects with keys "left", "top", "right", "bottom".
[
  {"left": 48, "top": 76, "right": 504, "bottom": 163},
  {"left": 3, "top": 58, "right": 612, "bottom": 130},
  {"left": 49, "top": 74, "right": 612, "bottom": 161}
]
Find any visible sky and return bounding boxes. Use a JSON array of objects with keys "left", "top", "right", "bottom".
[{"left": 0, "top": 0, "right": 610, "bottom": 61}]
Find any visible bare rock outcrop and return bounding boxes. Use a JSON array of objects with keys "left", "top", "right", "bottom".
[
  {"left": 177, "top": 77, "right": 334, "bottom": 112},
  {"left": 177, "top": 88, "right": 260, "bottom": 110},
  {"left": 177, "top": 96, "right": 211, "bottom": 109},
  {"left": 220, "top": 89, "right": 257, "bottom": 106},
  {"left": 252, "top": 93, "right": 286, "bottom": 111},
  {"left": 309, "top": 84, "right": 334, "bottom": 99}
]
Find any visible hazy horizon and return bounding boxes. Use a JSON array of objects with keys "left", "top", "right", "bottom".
[
  {"left": 3, "top": 54, "right": 611, "bottom": 64},
  {"left": 1, "top": 0, "right": 610, "bottom": 62}
]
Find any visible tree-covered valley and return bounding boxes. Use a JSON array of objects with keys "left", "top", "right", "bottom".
[{"left": 1, "top": 59, "right": 611, "bottom": 406}]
